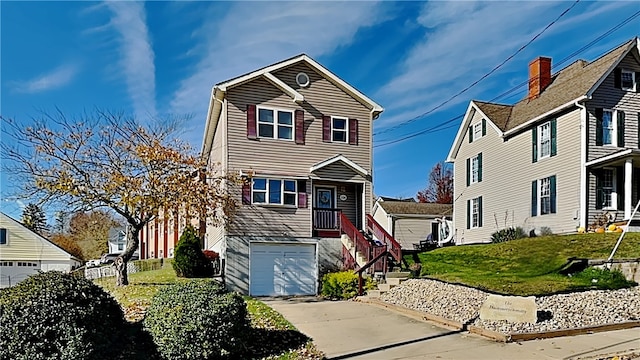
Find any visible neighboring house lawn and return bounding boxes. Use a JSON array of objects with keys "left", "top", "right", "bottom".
[
  {"left": 406, "top": 233, "right": 640, "bottom": 296},
  {"left": 96, "top": 267, "right": 324, "bottom": 360}
]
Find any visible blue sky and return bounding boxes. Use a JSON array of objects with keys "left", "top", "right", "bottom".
[{"left": 1, "top": 1, "right": 639, "bottom": 219}]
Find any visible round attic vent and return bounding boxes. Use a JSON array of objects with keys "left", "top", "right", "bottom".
[{"left": 296, "top": 72, "right": 310, "bottom": 87}]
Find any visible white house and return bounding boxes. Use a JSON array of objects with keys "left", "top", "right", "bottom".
[{"left": 0, "top": 212, "right": 82, "bottom": 287}]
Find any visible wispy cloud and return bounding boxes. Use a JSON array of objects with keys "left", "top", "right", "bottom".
[
  {"left": 105, "top": 2, "right": 156, "bottom": 119},
  {"left": 170, "top": 1, "right": 387, "bottom": 144},
  {"left": 12, "top": 64, "right": 78, "bottom": 94}
]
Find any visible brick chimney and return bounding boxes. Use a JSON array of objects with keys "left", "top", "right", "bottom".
[{"left": 528, "top": 57, "right": 552, "bottom": 100}]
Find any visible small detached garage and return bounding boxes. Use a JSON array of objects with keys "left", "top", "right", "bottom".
[{"left": 0, "top": 212, "right": 82, "bottom": 288}]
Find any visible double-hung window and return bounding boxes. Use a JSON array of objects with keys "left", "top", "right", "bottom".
[
  {"left": 332, "top": 117, "right": 348, "bottom": 143},
  {"left": 258, "top": 107, "right": 293, "bottom": 140},
  {"left": 473, "top": 122, "right": 482, "bottom": 141},
  {"left": 467, "top": 196, "right": 483, "bottom": 229},
  {"left": 538, "top": 122, "right": 551, "bottom": 159},
  {"left": 602, "top": 110, "right": 614, "bottom": 146},
  {"left": 252, "top": 178, "right": 297, "bottom": 206},
  {"left": 621, "top": 69, "right": 636, "bottom": 91},
  {"left": 531, "top": 175, "right": 556, "bottom": 216},
  {"left": 601, "top": 169, "right": 615, "bottom": 209},
  {"left": 471, "top": 155, "right": 480, "bottom": 183}
]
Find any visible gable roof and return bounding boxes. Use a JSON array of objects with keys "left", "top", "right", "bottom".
[
  {"left": 202, "top": 54, "right": 384, "bottom": 160},
  {"left": 310, "top": 154, "right": 369, "bottom": 177},
  {"left": 0, "top": 212, "right": 79, "bottom": 261},
  {"left": 447, "top": 37, "right": 639, "bottom": 162},
  {"left": 378, "top": 201, "right": 452, "bottom": 217}
]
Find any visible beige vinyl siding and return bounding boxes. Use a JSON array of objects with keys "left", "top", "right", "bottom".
[
  {"left": 224, "top": 64, "right": 373, "bottom": 236},
  {"left": 312, "top": 162, "right": 366, "bottom": 182},
  {"left": 0, "top": 214, "right": 74, "bottom": 262},
  {"left": 206, "top": 102, "right": 228, "bottom": 249},
  {"left": 393, "top": 217, "right": 433, "bottom": 248},
  {"left": 587, "top": 52, "right": 640, "bottom": 162},
  {"left": 453, "top": 108, "right": 582, "bottom": 244},
  {"left": 585, "top": 51, "right": 640, "bottom": 222}
]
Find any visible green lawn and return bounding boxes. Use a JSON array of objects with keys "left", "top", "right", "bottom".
[
  {"left": 96, "top": 266, "right": 323, "bottom": 360},
  {"left": 406, "top": 232, "right": 640, "bottom": 296}
]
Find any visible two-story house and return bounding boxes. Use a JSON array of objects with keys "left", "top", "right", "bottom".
[
  {"left": 201, "top": 55, "right": 401, "bottom": 296},
  {"left": 447, "top": 37, "right": 640, "bottom": 244}
]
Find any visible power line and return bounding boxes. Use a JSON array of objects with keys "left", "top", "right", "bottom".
[
  {"left": 374, "top": 10, "right": 640, "bottom": 149},
  {"left": 374, "top": 0, "right": 582, "bottom": 137}
]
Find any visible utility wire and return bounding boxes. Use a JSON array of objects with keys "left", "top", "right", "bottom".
[
  {"left": 374, "top": 10, "right": 640, "bottom": 149},
  {"left": 374, "top": 0, "right": 582, "bottom": 137}
]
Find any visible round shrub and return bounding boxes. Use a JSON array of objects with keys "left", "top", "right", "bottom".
[
  {"left": 172, "top": 225, "right": 213, "bottom": 278},
  {"left": 0, "top": 271, "right": 126, "bottom": 360},
  {"left": 143, "top": 280, "right": 250, "bottom": 360},
  {"left": 321, "top": 271, "right": 375, "bottom": 299}
]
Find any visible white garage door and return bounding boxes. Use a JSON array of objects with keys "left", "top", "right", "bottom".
[
  {"left": 250, "top": 243, "right": 317, "bottom": 296},
  {"left": 0, "top": 261, "right": 40, "bottom": 288}
]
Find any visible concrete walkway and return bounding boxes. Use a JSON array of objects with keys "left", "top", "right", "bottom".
[{"left": 265, "top": 298, "right": 640, "bottom": 360}]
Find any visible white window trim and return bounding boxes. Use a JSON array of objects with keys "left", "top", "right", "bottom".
[
  {"left": 602, "top": 109, "right": 617, "bottom": 147},
  {"left": 538, "top": 176, "right": 551, "bottom": 215},
  {"left": 472, "top": 122, "right": 483, "bottom": 142},
  {"left": 257, "top": 106, "right": 294, "bottom": 141},
  {"left": 252, "top": 177, "right": 298, "bottom": 207},
  {"left": 602, "top": 168, "right": 617, "bottom": 210},
  {"left": 471, "top": 197, "right": 480, "bottom": 228},
  {"left": 538, "top": 121, "right": 551, "bottom": 160},
  {"left": 621, "top": 69, "right": 636, "bottom": 92},
  {"left": 471, "top": 155, "right": 480, "bottom": 184},
  {"left": 331, "top": 116, "right": 349, "bottom": 143},
  {"left": 0, "top": 228, "right": 7, "bottom": 246}
]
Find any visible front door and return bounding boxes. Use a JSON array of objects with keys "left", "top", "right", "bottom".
[{"left": 315, "top": 187, "right": 337, "bottom": 229}]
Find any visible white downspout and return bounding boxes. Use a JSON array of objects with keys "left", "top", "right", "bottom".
[{"left": 576, "top": 100, "right": 588, "bottom": 229}]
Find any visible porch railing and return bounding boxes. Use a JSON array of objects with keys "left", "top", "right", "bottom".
[
  {"left": 339, "top": 212, "right": 386, "bottom": 273},
  {"left": 313, "top": 208, "right": 341, "bottom": 230},
  {"left": 366, "top": 214, "right": 402, "bottom": 262}
]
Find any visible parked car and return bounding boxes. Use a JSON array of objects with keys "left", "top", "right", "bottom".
[
  {"left": 100, "top": 252, "right": 139, "bottom": 264},
  {"left": 85, "top": 259, "right": 101, "bottom": 268}
]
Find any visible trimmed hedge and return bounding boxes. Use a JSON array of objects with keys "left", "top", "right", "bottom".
[
  {"left": 143, "top": 280, "right": 250, "bottom": 359},
  {"left": 0, "top": 271, "right": 126, "bottom": 360},
  {"left": 321, "top": 271, "right": 375, "bottom": 299},
  {"left": 172, "top": 225, "right": 213, "bottom": 278}
]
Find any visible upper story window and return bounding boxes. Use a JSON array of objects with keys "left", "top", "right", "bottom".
[
  {"left": 596, "top": 108, "right": 625, "bottom": 147},
  {"left": 532, "top": 119, "right": 556, "bottom": 163},
  {"left": 322, "top": 116, "right": 358, "bottom": 145},
  {"left": 539, "top": 122, "right": 551, "bottom": 158},
  {"left": 0, "top": 228, "right": 6, "bottom": 245},
  {"left": 466, "top": 153, "right": 482, "bottom": 186},
  {"left": 468, "top": 119, "right": 486, "bottom": 143},
  {"left": 252, "top": 178, "right": 297, "bottom": 206},
  {"left": 258, "top": 107, "right": 293, "bottom": 140},
  {"left": 620, "top": 69, "right": 636, "bottom": 91},
  {"left": 332, "top": 117, "right": 348, "bottom": 143}
]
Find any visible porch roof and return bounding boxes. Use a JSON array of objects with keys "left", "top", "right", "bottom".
[
  {"left": 309, "top": 154, "right": 369, "bottom": 177},
  {"left": 585, "top": 149, "right": 640, "bottom": 168}
]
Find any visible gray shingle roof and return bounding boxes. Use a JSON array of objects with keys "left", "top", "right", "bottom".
[
  {"left": 379, "top": 201, "right": 452, "bottom": 216},
  {"left": 476, "top": 38, "right": 635, "bottom": 133}
]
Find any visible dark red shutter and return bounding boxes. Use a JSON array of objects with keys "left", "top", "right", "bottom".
[
  {"left": 242, "top": 180, "right": 251, "bottom": 205},
  {"left": 295, "top": 110, "right": 305, "bottom": 144},
  {"left": 247, "top": 104, "right": 257, "bottom": 139},
  {"left": 322, "top": 116, "right": 331, "bottom": 142},
  {"left": 297, "top": 180, "right": 307, "bottom": 208},
  {"left": 349, "top": 118, "right": 358, "bottom": 145}
]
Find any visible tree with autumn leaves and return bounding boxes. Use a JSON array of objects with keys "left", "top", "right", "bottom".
[
  {"left": 416, "top": 161, "right": 454, "bottom": 204},
  {"left": 2, "top": 110, "right": 238, "bottom": 286}
]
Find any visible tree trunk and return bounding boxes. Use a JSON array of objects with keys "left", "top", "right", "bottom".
[{"left": 115, "top": 226, "right": 141, "bottom": 286}]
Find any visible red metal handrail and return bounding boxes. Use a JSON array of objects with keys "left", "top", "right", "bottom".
[
  {"left": 366, "top": 214, "right": 402, "bottom": 262},
  {"left": 340, "top": 213, "right": 371, "bottom": 262}
]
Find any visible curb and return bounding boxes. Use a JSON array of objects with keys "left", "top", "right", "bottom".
[{"left": 357, "top": 297, "right": 640, "bottom": 343}]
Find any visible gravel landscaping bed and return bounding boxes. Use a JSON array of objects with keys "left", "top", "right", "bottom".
[{"left": 380, "top": 279, "right": 640, "bottom": 334}]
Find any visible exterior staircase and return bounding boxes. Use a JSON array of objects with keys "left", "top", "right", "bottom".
[{"left": 366, "top": 271, "right": 410, "bottom": 298}]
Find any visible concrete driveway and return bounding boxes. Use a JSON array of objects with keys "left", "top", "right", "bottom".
[{"left": 265, "top": 298, "right": 640, "bottom": 360}]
